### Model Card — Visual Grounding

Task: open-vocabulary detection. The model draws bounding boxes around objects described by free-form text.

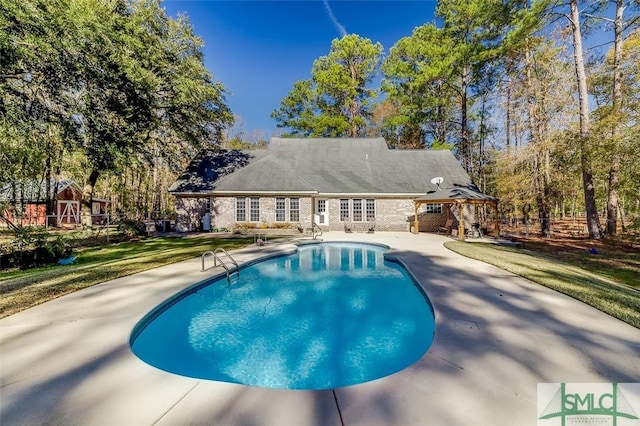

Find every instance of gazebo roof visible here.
[415,184,498,205]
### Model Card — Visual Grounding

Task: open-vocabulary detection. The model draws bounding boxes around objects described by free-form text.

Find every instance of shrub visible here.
[0,227,71,270]
[272,222,293,229]
[117,219,147,239]
[236,222,256,229]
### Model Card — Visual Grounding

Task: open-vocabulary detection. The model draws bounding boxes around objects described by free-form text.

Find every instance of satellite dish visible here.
[430,176,444,191]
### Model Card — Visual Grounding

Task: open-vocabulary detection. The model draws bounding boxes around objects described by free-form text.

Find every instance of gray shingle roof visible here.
[415,186,499,203]
[169,138,485,197]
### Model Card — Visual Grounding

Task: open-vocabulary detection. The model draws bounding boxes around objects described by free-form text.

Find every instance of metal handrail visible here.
[312,222,323,240]
[201,251,225,273]
[214,247,239,273]
[201,249,239,281]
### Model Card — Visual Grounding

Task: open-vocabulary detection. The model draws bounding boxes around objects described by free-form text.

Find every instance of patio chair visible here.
[438,218,453,235]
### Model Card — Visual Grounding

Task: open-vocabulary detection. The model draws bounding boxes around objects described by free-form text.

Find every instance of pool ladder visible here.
[201,248,239,281]
[312,222,323,240]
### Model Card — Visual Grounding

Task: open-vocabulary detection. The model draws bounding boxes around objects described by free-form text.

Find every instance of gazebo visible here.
[413,184,499,241]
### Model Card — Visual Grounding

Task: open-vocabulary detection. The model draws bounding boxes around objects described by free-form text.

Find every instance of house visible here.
[0,179,109,227]
[168,137,497,235]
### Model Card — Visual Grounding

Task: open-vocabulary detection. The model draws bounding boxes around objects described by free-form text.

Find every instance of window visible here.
[425,204,443,214]
[340,199,350,222]
[92,202,101,215]
[366,199,376,221]
[250,197,260,221]
[275,197,286,222]
[339,198,375,222]
[317,199,326,213]
[353,199,363,222]
[236,197,246,221]
[290,198,300,222]
[275,197,299,222]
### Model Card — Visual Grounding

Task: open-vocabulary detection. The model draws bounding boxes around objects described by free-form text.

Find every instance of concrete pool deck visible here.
[1,232,639,425]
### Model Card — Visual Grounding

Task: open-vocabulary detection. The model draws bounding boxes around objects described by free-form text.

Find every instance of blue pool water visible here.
[130,242,435,390]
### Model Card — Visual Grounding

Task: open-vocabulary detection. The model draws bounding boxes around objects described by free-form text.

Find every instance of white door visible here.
[315,199,329,225]
[57,200,80,224]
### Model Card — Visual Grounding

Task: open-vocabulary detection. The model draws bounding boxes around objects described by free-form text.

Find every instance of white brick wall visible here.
[174,197,208,232]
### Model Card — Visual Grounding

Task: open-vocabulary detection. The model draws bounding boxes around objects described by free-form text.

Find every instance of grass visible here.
[444,241,640,329]
[0,236,253,318]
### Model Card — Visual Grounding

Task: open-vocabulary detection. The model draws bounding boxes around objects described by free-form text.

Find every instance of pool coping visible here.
[1,232,639,425]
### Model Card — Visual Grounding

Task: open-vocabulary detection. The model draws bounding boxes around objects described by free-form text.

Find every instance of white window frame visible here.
[339,199,350,222]
[275,197,286,222]
[353,199,363,222]
[290,198,300,222]
[316,199,327,213]
[339,198,376,222]
[365,199,376,221]
[249,197,260,222]
[235,197,246,222]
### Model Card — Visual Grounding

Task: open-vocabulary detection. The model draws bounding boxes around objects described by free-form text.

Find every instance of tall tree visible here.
[505,0,555,235]
[270,80,318,136]
[601,0,638,235]
[591,26,640,232]
[125,0,232,216]
[272,34,382,137]
[381,23,457,148]
[0,0,79,220]
[65,0,157,224]
[436,0,512,172]
[1,0,233,225]
[567,0,602,238]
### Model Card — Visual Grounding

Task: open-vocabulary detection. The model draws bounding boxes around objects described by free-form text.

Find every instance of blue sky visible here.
[162,1,438,140]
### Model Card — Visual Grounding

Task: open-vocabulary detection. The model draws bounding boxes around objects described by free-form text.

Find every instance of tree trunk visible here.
[524,38,551,237]
[435,81,447,145]
[569,0,601,239]
[505,78,511,153]
[82,170,100,228]
[461,64,470,172]
[606,0,624,236]
[45,131,53,217]
[349,61,359,137]
[152,139,160,215]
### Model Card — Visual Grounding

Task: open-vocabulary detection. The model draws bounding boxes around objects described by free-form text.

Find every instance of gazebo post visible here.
[457,200,466,241]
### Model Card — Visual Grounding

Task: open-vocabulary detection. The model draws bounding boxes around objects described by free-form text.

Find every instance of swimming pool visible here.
[130,242,435,390]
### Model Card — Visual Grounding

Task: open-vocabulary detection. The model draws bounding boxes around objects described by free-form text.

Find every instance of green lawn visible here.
[444,241,640,329]
[0,236,253,318]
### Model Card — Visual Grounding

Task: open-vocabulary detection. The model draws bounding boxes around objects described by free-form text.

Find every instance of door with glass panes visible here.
[315,199,328,225]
